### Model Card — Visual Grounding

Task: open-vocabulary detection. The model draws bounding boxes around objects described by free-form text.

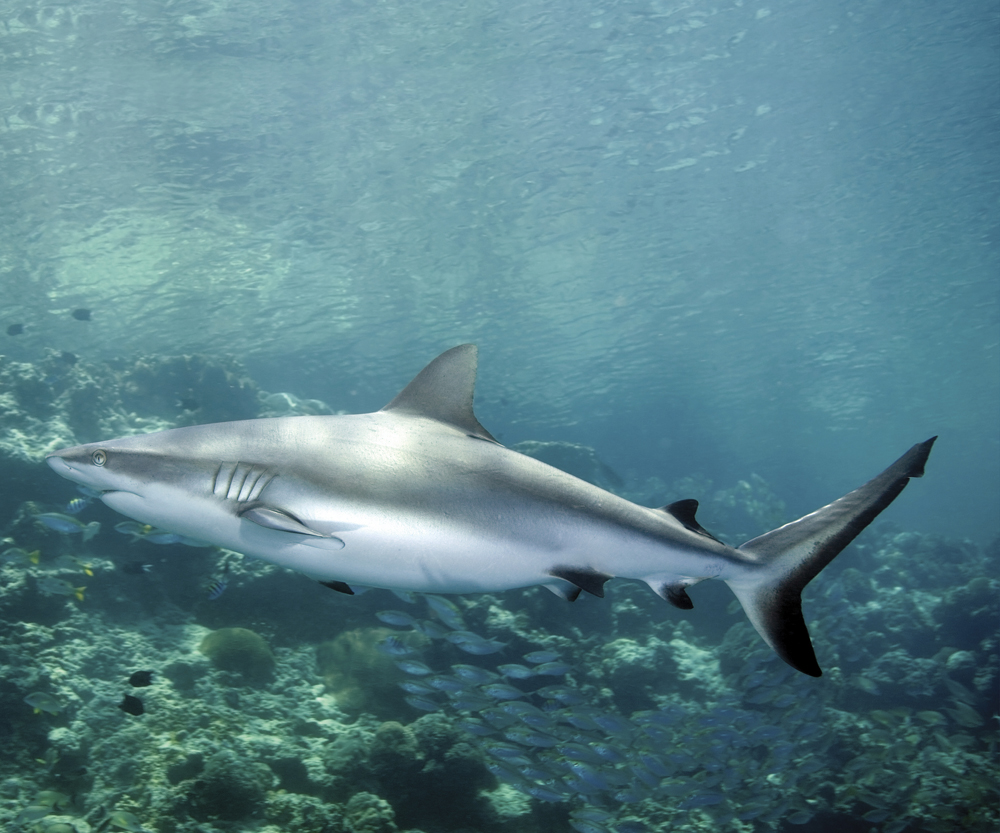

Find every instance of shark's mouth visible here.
[100,489,142,500]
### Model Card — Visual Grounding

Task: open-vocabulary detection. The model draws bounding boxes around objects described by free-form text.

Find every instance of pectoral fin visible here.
[240,505,342,546]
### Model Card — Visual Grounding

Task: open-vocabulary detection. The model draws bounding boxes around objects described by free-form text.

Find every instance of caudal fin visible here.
[726,437,936,677]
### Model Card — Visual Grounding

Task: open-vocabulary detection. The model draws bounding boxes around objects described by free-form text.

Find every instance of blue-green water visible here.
[1,1,997,832]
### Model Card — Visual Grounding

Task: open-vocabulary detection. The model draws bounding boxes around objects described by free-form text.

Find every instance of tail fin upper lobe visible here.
[726,437,936,677]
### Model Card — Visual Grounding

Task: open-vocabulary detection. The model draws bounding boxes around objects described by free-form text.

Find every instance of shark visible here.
[46,344,935,676]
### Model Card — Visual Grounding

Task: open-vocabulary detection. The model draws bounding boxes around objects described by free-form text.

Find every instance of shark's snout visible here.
[46,453,75,476]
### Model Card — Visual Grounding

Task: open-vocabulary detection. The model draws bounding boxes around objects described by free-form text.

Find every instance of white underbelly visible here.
[103,485,727,594]
[240,520,560,593]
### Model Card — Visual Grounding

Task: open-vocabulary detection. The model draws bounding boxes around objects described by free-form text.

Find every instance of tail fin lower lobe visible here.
[726,437,936,676]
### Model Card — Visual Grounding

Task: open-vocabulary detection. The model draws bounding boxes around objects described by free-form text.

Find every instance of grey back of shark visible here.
[46,344,935,677]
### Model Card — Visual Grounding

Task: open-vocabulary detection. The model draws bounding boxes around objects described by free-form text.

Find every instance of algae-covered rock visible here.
[265,792,345,832]
[937,575,999,651]
[186,749,274,822]
[386,713,494,830]
[368,721,421,782]
[317,628,415,718]
[199,627,275,683]
[345,791,396,833]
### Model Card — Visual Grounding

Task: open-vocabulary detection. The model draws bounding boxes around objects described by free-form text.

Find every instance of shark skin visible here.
[46,344,935,676]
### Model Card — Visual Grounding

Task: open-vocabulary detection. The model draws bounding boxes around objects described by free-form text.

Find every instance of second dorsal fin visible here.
[381,344,497,443]
[661,499,723,544]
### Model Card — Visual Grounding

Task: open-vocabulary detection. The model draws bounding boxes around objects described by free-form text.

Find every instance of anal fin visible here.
[660,582,695,610]
[645,576,701,609]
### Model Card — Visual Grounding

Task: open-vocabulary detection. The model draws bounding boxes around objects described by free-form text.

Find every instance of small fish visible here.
[55,554,93,576]
[118,694,144,716]
[34,790,71,809]
[115,521,153,540]
[520,714,558,732]
[456,717,495,736]
[567,761,613,790]
[35,747,60,768]
[394,660,433,676]
[481,682,526,700]
[2,547,41,566]
[206,579,227,600]
[592,712,634,736]
[526,785,566,803]
[638,752,672,777]
[445,630,507,655]
[37,576,86,601]
[523,650,562,664]
[563,711,603,732]
[391,588,418,604]
[484,759,527,783]
[535,685,585,705]
[129,670,154,687]
[482,740,530,760]
[427,674,467,693]
[679,793,725,809]
[404,695,440,712]
[178,397,200,411]
[398,680,436,695]
[414,619,450,639]
[376,636,415,657]
[106,810,147,832]
[120,561,153,575]
[375,610,419,628]
[561,742,605,763]
[424,594,467,630]
[71,308,91,321]
[36,513,100,541]
[628,762,661,788]
[591,742,629,763]
[77,484,103,499]
[502,727,558,747]
[24,692,64,715]
[451,664,499,684]
[6,323,24,336]
[498,663,535,679]
[64,497,90,515]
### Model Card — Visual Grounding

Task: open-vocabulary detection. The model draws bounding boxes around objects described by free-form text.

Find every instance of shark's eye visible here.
[91,450,107,467]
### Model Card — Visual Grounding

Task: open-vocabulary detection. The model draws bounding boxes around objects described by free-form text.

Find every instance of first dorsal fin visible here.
[381,344,498,443]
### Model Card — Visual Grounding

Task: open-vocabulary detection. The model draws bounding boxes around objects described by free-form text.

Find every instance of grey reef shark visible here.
[47,345,935,677]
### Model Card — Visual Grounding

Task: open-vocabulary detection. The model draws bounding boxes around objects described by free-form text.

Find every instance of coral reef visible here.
[199,628,276,684]
[0,351,995,833]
